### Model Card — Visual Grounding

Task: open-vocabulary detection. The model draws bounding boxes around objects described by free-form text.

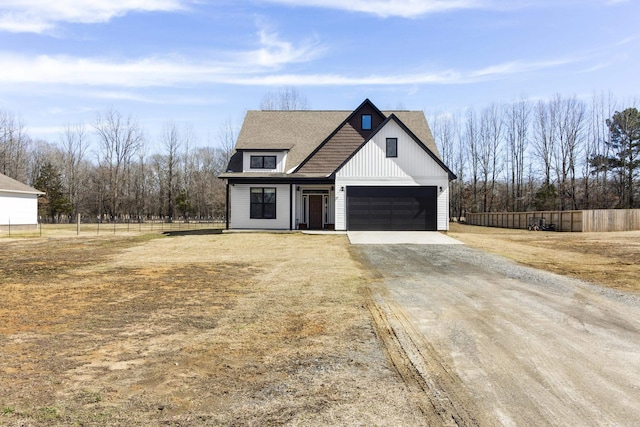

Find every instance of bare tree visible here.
[0,110,31,183]
[432,111,466,219]
[505,98,531,211]
[260,87,309,110]
[432,111,455,166]
[465,108,481,212]
[60,123,89,218]
[93,109,144,219]
[179,125,197,220]
[218,116,239,168]
[534,99,555,187]
[587,92,617,208]
[479,103,503,211]
[162,122,182,221]
[552,95,585,210]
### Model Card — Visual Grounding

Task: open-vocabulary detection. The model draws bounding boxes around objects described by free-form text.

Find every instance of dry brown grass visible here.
[0,233,421,426]
[448,223,640,292]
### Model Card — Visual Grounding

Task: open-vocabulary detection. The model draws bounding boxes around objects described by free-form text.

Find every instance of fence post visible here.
[77,214,81,236]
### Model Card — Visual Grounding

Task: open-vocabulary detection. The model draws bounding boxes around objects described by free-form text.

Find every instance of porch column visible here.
[289,184,293,230]
[225,182,230,230]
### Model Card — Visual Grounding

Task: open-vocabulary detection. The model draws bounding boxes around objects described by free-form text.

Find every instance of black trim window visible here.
[361,114,372,130]
[250,188,276,219]
[386,138,398,158]
[250,155,277,169]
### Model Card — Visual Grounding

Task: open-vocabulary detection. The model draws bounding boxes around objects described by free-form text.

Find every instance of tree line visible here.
[430,93,640,219]
[2,89,638,224]
[1,108,235,223]
[0,88,306,224]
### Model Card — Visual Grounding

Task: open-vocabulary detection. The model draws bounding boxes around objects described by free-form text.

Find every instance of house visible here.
[219,99,456,231]
[0,172,44,229]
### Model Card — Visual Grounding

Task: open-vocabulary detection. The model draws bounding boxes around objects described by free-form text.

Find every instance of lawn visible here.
[448,223,640,292]
[0,232,420,425]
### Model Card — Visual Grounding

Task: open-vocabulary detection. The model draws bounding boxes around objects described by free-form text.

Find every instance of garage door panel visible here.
[346,186,437,231]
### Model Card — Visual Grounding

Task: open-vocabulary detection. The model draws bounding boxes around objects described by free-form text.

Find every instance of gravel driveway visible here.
[355,244,640,426]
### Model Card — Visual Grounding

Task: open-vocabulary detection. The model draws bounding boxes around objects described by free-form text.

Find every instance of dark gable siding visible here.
[295,100,388,175]
[350,103,386,139]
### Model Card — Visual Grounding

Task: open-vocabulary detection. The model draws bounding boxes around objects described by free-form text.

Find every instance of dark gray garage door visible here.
[346,186,437,231]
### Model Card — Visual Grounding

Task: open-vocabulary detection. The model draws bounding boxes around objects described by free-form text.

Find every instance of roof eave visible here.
[0,189,45,196]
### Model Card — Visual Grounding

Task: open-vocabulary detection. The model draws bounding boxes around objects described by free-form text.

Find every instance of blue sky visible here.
[1,0,638,150]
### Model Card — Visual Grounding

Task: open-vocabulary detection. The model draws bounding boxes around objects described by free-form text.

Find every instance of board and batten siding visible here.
[334,120,450,231]
[229,183,291,229]
[0,192,39,226]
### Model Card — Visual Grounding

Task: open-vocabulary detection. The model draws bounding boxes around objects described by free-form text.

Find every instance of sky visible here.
[1,0,639,152]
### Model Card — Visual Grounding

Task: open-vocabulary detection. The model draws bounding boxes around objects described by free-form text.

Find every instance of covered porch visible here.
[294,184,336,230]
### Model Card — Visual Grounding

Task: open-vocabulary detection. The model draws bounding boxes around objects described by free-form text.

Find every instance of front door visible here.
[309,195,323,229]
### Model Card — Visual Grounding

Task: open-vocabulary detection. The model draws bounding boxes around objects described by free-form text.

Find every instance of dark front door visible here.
[346,186,437,231]
[309,195,323,229]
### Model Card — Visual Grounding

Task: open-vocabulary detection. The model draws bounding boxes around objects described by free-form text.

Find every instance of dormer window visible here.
[250,155,276,169]
[361,114,372,130]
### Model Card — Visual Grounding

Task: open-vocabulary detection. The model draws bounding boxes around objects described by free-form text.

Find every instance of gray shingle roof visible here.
[0,173,44,195]
[225,108,441,176]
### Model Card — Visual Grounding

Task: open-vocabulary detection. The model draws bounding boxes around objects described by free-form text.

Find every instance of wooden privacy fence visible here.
[466,209,640,232]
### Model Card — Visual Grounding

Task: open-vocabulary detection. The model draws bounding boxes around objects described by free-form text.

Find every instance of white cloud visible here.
[224,57,585,86]
[0,0,192,33]
[0,28,323,86]
[260,0,503,18]
[235,30,324,68]
[0,48,583,89]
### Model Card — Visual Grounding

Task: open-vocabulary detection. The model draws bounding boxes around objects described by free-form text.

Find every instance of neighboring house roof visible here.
[222,99,451,179]
[0,172,44,195]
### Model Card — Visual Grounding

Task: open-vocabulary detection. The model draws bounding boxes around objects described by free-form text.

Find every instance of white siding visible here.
[230,184,291,229]
[0,192,39,225]
[335,120,450,231]
[242,151,287,173]
[438,187,450,231]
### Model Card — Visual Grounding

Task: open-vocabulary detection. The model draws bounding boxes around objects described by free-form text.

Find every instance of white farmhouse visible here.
[0,172,44,230]
[219,99,456,231]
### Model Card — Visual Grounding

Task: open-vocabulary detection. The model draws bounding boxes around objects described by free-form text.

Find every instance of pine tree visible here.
[35,162,73,222]
[591,108,640,208]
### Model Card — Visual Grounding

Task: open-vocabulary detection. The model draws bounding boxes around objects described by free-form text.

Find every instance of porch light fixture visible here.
[340,186,344,192]
[297,186,300,191]
[439,186,443,193]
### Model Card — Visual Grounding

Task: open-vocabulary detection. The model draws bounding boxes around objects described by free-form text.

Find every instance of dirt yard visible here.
[1,226,639,426]
[448,223,640,292]
[0,233,422,426]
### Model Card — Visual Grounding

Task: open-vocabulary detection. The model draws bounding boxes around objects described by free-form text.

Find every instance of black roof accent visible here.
[225,151,243,173]
[224,176,333,185]
[331,114,457,181]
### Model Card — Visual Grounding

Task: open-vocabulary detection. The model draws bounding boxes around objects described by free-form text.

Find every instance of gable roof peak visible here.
[354,98,385,117]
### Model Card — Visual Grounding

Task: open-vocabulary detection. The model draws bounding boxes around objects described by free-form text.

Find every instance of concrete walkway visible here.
[347,231,463,245]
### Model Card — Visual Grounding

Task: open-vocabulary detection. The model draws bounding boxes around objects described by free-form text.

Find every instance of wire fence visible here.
[0,219,225,238]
